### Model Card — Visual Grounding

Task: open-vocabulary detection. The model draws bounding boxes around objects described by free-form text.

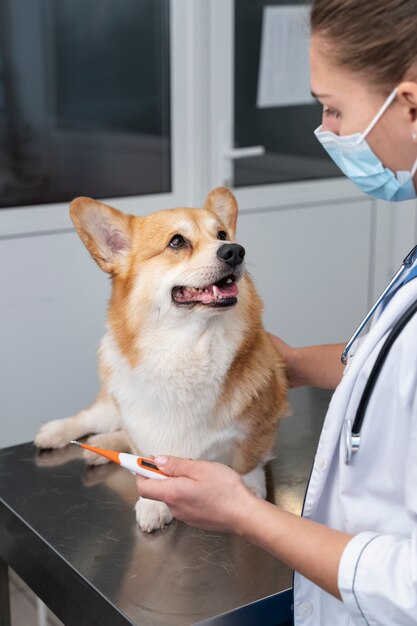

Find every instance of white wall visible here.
[237,197,373,346]
[0,230,109,448]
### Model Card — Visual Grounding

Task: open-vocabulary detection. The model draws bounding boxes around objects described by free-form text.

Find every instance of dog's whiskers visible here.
[175,265,221,284]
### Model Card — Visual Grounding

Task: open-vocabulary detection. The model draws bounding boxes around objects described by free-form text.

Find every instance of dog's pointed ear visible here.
[203,187,238,236]
[70,197,132,274]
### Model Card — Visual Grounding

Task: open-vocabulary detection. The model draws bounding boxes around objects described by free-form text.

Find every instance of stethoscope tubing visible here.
[341,245,417,365]
[345,297,417,464]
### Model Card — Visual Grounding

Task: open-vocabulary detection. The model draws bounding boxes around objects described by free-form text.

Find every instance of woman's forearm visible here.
[290,343,345,389]
[136,456,352,599]
[237,495,352,599]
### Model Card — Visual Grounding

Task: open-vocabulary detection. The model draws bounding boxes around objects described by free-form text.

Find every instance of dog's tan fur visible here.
[36,187,288,531]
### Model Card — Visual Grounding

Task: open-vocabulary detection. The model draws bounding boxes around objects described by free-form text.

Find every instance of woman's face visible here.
[310,34,417,181]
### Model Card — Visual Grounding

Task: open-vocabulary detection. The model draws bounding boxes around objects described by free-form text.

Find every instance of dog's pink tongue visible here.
[199,289,216,304]
[215,282,238,298]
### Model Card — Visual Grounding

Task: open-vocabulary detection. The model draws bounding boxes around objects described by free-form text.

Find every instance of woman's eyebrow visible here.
[311,90,330,100]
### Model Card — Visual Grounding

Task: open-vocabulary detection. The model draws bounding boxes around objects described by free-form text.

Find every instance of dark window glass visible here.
[234,0,340,187]
[0,0,171,208]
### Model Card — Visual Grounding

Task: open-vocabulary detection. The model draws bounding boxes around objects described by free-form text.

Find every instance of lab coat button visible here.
[295,602,313,619]
[315,453,328,471]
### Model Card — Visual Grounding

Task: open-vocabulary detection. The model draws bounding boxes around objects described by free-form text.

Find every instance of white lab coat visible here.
[293,272,417,625]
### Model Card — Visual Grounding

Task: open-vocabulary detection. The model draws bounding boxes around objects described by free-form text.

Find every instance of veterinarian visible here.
[136,1,417,623]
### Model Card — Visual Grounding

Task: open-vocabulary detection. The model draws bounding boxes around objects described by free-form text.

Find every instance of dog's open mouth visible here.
[172,274,238,308]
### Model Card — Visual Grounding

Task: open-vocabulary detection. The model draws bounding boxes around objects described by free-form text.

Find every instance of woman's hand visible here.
[136,456,257,533]
[269,334,346,390]
[268,334,302,387]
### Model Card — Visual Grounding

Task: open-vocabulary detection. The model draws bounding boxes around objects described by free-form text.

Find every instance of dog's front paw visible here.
[135,498,173,533]
[35,418,74,449]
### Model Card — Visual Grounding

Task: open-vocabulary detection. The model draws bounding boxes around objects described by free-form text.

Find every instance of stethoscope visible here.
[343,244,417,464]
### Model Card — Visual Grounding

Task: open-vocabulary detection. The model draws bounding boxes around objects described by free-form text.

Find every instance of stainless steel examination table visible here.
[0,388,330,626]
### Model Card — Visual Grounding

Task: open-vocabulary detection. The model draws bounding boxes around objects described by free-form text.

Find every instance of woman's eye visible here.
[169,234,187,248]
[217,230,227,241]
[323,107,340,119]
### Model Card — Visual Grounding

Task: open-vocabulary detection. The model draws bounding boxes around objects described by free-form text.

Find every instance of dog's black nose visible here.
[217,243,245,268]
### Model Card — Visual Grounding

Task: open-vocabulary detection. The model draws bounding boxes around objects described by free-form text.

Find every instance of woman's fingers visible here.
[154,455,196,477]
[136,455,196,502]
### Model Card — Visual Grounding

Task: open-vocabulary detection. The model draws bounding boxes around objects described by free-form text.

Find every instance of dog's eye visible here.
[217,230,227,241]
[169,234,187,249]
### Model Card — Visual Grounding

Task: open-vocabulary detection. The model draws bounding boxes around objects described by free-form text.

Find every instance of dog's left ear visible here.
[203,187,238,237]
[70,197,133,275]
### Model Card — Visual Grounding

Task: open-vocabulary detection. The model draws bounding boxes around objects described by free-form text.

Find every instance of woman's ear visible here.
[70,197,133,274]
[203,187,238,237]
[397,80,417,138]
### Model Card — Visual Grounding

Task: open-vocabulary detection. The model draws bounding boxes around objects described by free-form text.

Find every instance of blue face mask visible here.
[314,87,417,202]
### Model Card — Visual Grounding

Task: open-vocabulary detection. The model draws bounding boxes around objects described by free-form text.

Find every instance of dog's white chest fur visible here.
[102,315,247,461]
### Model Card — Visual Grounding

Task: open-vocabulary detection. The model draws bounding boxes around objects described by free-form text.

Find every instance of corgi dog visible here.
[35,187,288,532]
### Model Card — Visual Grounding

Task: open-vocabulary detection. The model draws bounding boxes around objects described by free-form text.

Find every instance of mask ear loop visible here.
[357,87,398,145]
[411,156,417,178]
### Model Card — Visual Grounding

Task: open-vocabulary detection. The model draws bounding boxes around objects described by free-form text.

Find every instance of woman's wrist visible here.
[234,489,274,538]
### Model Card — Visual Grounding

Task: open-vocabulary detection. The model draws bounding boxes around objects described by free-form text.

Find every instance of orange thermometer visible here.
[70,440,169,480]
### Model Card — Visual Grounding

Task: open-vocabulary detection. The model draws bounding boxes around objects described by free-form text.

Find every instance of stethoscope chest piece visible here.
[344,419,361,465]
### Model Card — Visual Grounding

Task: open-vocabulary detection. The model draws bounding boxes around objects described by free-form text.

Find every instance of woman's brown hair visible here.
[310,0,417,90]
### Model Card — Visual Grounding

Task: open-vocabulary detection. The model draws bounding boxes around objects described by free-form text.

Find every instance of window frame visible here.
[0,0,200,239]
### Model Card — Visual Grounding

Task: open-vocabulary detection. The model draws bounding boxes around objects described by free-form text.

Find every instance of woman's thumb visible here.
[154,455,194,477]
